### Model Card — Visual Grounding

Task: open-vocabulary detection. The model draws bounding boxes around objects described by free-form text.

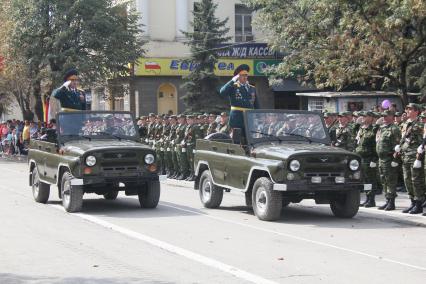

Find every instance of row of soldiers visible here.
[137,112,230,181]
[325,103,426,215]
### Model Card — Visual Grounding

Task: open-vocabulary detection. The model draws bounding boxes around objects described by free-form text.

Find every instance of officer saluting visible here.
[220,64,259,134]
[48,69,86,120]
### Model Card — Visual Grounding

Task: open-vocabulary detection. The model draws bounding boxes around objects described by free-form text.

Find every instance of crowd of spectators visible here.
[0,118,56,156]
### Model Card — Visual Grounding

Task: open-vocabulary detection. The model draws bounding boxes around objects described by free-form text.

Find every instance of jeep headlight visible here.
[144,153,155,165]
[289,160,300,172]
[85,155,97,167]
[349,159,360,171]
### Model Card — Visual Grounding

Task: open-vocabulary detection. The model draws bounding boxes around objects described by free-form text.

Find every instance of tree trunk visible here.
[400,61,409,106]
[32,79,44,121]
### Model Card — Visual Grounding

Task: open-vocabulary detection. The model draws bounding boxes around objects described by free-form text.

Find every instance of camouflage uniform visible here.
[399,106,425,213]
[355,117,379,207]
[376,115,401,210]
[333,121,354,151]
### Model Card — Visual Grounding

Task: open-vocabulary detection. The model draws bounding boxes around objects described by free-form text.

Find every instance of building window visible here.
[235,5,253,42]
[308,99,324,112]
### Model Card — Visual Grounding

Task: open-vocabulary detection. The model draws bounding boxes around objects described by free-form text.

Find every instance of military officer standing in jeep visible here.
[219,64,259,135]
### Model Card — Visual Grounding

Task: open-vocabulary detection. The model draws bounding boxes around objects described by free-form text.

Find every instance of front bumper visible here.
[70,173,164,186]
[273,181,368,192]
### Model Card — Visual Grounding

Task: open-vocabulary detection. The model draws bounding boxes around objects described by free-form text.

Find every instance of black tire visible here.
[138,180,160,208]
[31,167,50,203]
[282,200,290,207]
[245,191,252,207]
[252,177,282,221]
[330,190,360,218]
[61,171,83,213]
[103,190,119,200]
[199,170,223,208]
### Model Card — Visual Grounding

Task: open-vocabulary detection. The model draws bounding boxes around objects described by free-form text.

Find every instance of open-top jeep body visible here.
[194,110,368,221]
[28,111,163,212]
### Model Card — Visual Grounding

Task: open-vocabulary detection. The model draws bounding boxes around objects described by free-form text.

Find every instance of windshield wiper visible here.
[92,131,122,141]
[284,132,312,144]
[250,130,283,142]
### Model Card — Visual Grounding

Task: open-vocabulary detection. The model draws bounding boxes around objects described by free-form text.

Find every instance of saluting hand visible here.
[62,80,72,91]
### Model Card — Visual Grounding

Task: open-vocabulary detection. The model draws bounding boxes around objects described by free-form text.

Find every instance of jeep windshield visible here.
[245,110,330,145]
[57,111,138,142]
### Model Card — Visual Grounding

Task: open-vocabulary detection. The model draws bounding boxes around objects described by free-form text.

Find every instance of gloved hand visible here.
[369,161,377,168]
[413,159,422,169]
[391,161,399,167]
[232,74,240,82]
[417,145,424,154]
[394,145,401,153]
[62,80,71,90]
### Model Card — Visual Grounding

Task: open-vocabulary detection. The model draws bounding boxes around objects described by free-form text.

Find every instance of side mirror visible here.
[232,128,242,144]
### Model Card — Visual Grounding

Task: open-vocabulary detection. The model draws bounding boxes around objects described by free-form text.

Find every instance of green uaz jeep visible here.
[194,110,369,221]
[28,111,164,212]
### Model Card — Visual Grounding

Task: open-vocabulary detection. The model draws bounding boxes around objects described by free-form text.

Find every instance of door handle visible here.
[212,146,218,151]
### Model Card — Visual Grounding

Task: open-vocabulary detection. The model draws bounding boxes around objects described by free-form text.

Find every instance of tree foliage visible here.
[244,0,426,104]
[182,0,231,112]
[0,0,34,120]
[6,0,144,119]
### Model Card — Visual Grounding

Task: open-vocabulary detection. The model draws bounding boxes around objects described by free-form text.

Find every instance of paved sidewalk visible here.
[164,178,426,227]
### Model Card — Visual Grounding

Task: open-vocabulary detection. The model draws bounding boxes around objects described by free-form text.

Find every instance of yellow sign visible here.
[135,58,254,77]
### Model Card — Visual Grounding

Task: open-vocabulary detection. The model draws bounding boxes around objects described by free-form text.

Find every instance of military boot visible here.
[364,194,376,208]
[188,174,196,182]
[402,199,415,213]
[377,199,389,210]
[409,200,424,214]
[384,198,396,211]
[360,195,370,206]
[176,174,185,180]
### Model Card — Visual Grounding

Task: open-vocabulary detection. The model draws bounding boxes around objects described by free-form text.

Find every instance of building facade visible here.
[92,0,311,115]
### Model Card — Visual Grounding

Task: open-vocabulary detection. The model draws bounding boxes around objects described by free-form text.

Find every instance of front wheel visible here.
[31,167,50,203]
[199,170,223,208]
[252,177,282,221]
[330,190,360,218]
[138,180,160,208]
[103,190,119,200]
[61,171,83,213]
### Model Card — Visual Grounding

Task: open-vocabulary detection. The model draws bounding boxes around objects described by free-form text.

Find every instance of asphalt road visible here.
[1,160,425,284]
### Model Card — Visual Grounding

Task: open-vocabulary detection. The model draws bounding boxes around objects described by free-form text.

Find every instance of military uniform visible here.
[175,117,189,180]
[219,64,259,131]
[183,116,199,181]
[166,119,179,178]
[356,112,379,207]
[398,103,425,214]
[333,112,354,151]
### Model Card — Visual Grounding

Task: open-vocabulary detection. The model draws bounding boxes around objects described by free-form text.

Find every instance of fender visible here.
[195,160,278,193]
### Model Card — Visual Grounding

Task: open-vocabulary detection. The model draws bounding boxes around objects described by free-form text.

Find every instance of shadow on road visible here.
[48,197,201,219]
[0,273,171,284]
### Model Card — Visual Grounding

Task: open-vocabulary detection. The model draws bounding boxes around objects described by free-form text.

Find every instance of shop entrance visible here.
[157,83,178,115]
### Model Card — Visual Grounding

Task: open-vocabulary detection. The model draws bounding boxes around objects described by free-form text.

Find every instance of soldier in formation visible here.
[138,112,231,182]
[326,104,426,215]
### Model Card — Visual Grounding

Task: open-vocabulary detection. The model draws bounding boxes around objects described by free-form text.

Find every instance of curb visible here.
[162,178,426,227]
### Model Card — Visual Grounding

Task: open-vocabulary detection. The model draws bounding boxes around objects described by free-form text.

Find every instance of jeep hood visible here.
[253,142,356,160]
[61,139,149,156]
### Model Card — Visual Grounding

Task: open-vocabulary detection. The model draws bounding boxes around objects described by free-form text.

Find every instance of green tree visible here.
[0,0,35,120]
[244,0,426,105]
[182,0,231,112]
[8,0,144,119]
